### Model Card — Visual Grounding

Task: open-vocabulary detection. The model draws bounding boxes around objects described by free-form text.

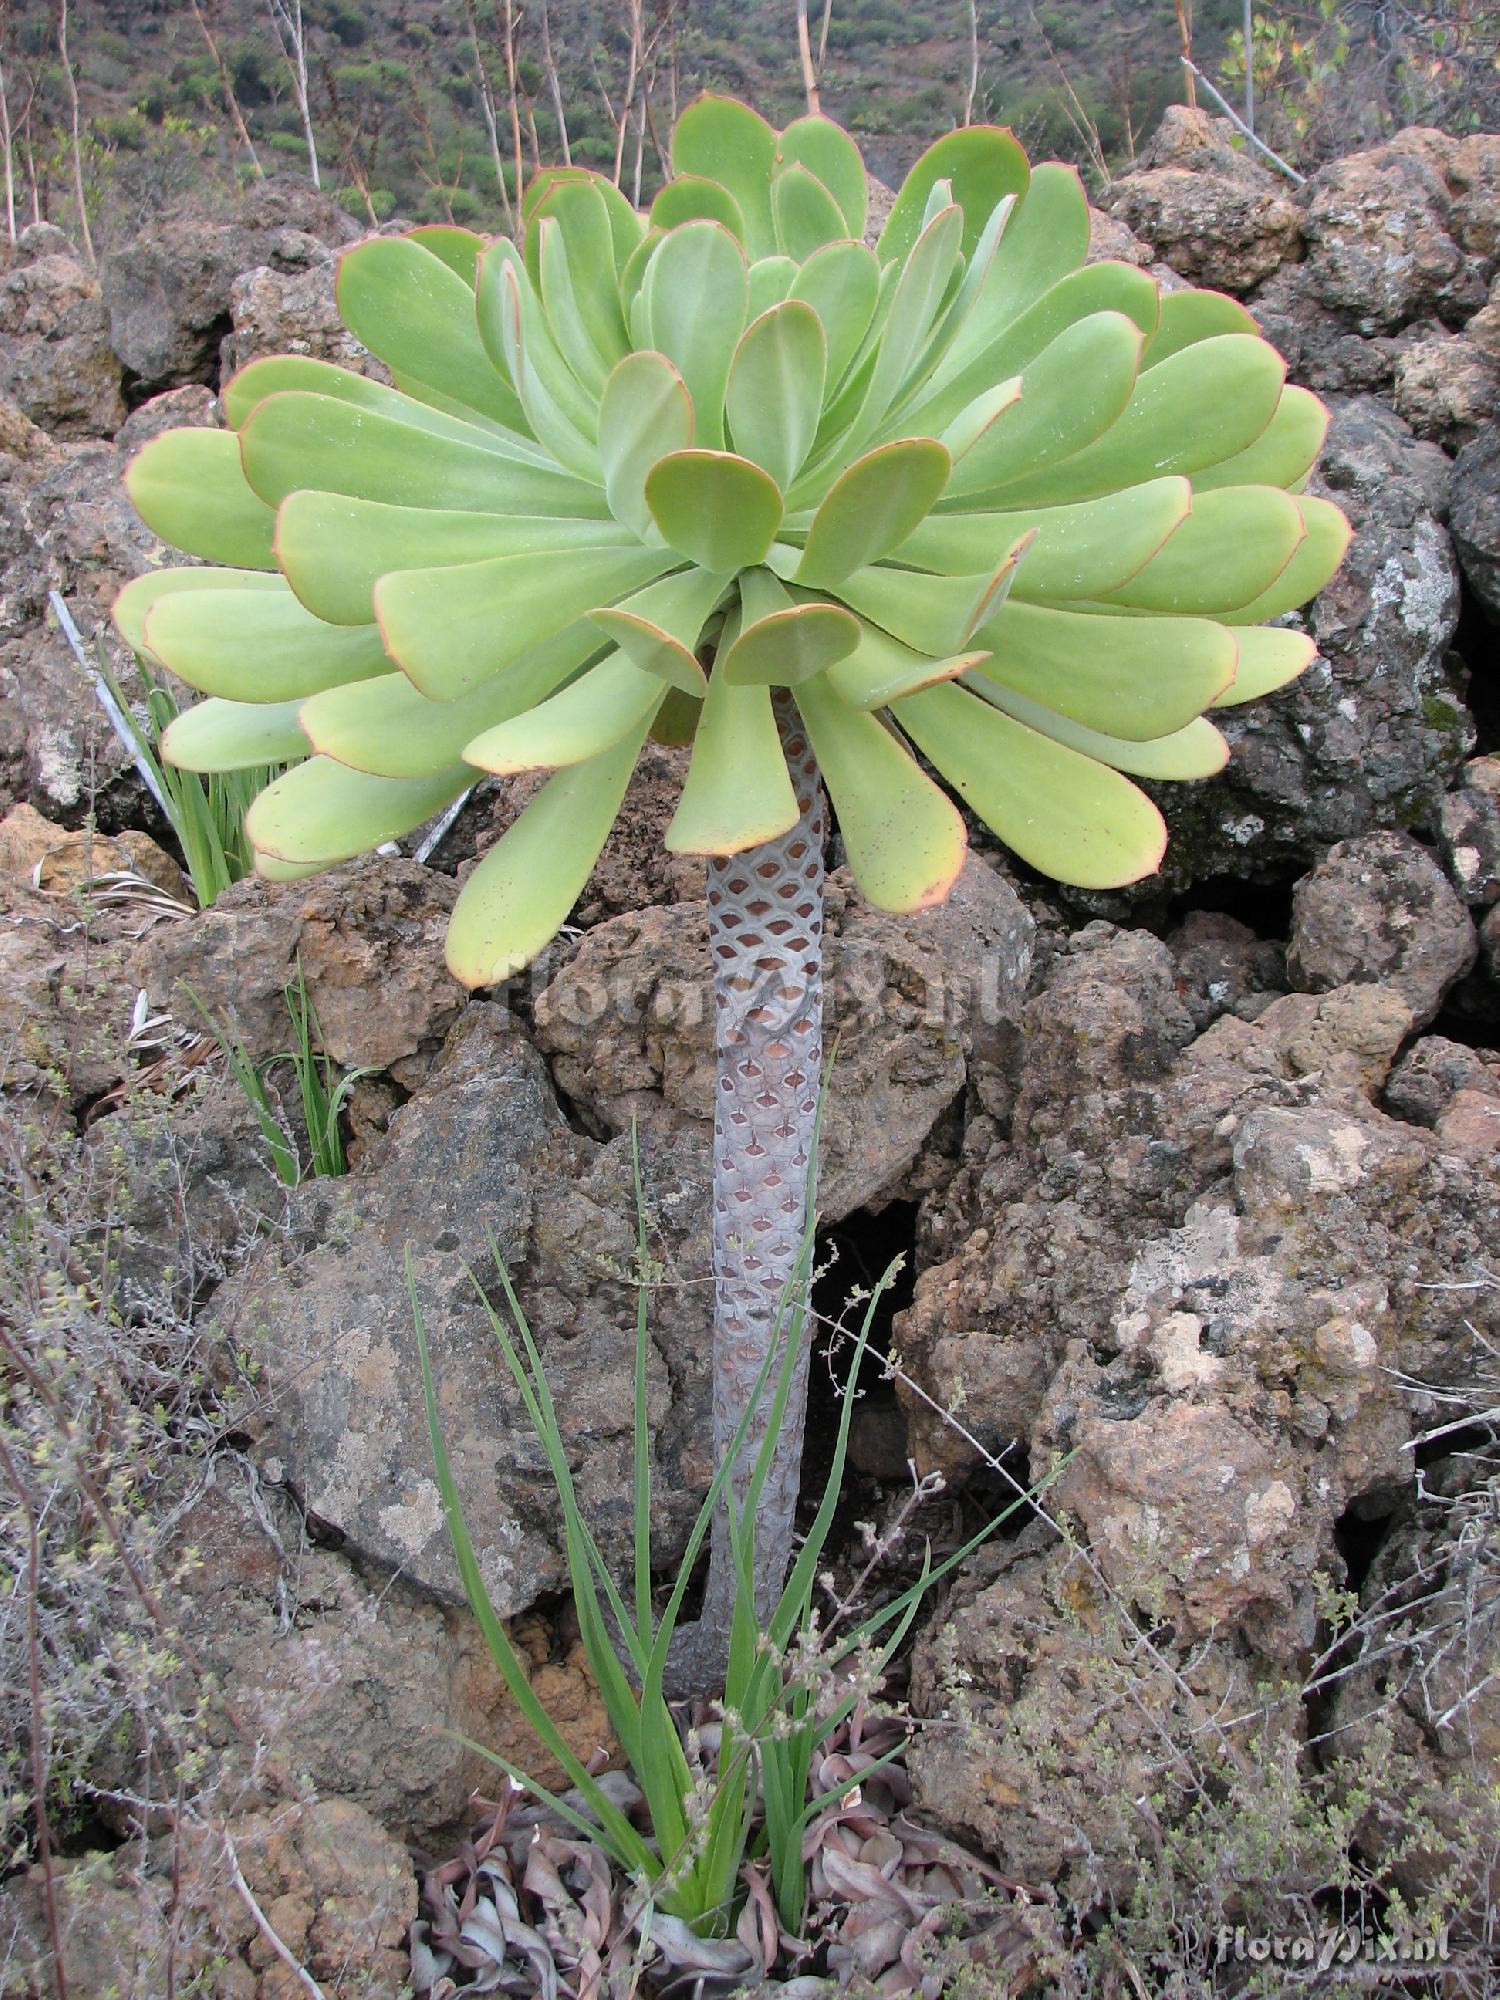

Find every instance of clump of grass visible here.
[93,641,292,910]
[410,1134,1044,1992]
[191,963,369,1187]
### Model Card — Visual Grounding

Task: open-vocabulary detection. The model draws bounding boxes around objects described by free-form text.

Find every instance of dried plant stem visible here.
[0,1425,67,2000]
[796,0,821,113]
[188,0,264,177]
[221,1826,327,2000]
[1181,57,1306,183]
[538,0,571,164]
[53,0,92,269]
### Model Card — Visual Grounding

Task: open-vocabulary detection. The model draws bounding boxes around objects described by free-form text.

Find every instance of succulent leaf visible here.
[446,725,648,986]
[462,653,665,774]
[126,428,279,570]
[144,585,391,702]
[725,302,827,493]
[970,600,1237,740]
[776,116,868,236]
[160,696,310,772]
[299,625,600,777]
[113,95,1348,985]
[645,449,782,571]
[246,757,472,866]
[275,492,633,627]
[796,672,967,910]
[113,566,284,664]
[666,665,799,855]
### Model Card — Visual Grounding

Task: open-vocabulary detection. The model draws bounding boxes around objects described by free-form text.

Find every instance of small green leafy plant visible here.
[193,964,367,1185]
[411,1142,1032,1948]
[97,645,294,908]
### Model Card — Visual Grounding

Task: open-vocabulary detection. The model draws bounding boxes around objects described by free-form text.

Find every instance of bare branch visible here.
[1181,56,1307,183]
[267,0,319,189]
[187,0,265,178]
[538,0,571,165]
[796,0,821,115]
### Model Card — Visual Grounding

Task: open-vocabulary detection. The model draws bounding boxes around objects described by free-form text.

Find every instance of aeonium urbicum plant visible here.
[114,95,1350,1682]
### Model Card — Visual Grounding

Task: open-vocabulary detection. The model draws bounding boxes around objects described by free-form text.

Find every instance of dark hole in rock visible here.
[1162,868,1299,941]
[1333,1491,1401,1596]
[1453,577,1498,759]
[805,1199,919,1496]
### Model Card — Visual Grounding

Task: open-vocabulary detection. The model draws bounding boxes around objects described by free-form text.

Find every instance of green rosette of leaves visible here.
[114,97,1349,987]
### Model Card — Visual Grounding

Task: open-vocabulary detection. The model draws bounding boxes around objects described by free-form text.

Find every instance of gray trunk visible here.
[671,698,826,1682]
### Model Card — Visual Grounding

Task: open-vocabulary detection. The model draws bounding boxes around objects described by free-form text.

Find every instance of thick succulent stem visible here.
[672,700,826,1685]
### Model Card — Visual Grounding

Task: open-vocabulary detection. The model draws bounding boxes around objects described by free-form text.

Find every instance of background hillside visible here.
[0,1,1494,253]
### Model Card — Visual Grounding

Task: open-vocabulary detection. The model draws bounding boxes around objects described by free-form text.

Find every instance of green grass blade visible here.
[408,1253,658,1879]
[186,990,299,1185]
[468,1258,649,1771]
[630,1123,654,1641]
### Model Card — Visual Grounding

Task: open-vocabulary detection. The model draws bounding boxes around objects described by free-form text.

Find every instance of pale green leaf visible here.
[968,676,1231,779]
[446,724,649,987]
[796,673,966,910]
[795,438,952,587]
[670,94,778,260]
[748,255,798,316]
[788,240,880,391]
[526,167,643,274]
[145,587,392,702]
[125,427,277,570]
[1142,286,1257,368]
[1190,385,1330,494]
[376,546,674,700]
[405,224,484,285]
[529,177,632,355]
[1101,485,1306,614]
[970,599,1237,739]
[725,302,827,492]
[904,260,1159,438]
[644,220,749,449]
[824,619,984,708]
[464,655,664,774]
[336,235,524,429]
[877,124,1029,265]
[594,350,695,541]
[772,161,848,260]
[223,353,537,452]
[589,568,727,693]
[645,449,782,572]
[651,173,747,240]
[896,477,1191,600]
[969,162,1090,327]
[160,696,308,772]
[1227,496,1351,620]
[113,566,285,663]
[477,248,601,476]
[897,680,1168,888]
[720,577,860,685]
[776,115,867,235]
[831,559,1016,655]
[247,757,470,866]
[1213,625,1316,707]
[941,310,1144,500]
[665,669,798,854]
[299,625,600,776]
[537,217,612,393]
[239,391,608,518]
[276,492,635,628]
[983,333,1287,508]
